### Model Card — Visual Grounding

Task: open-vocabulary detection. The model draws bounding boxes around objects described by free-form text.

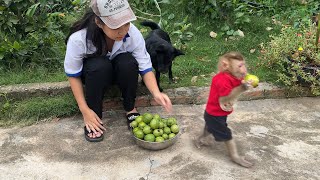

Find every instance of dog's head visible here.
[150,44,184,73]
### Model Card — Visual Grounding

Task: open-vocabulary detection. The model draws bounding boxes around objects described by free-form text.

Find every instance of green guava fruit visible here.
[163,127,171,134]
[150,118,159,129]
[162,133,169,140]
[153,114,161,120]
[155,136,165,142]
[135,116,144,124]
[143,125,152,134]
[158,121,164,129]
[161,119,168,127]
[153,129,163,137]
[132,127,140,133]
[144,134,155,142]
[134,130,144,139]
[170,124,180,134]
[143,113,153,124]
[167,117,177,127]
[168,133,176,139]
[138,121,147,129]
[130,120,138,128]
[244,74,259,88]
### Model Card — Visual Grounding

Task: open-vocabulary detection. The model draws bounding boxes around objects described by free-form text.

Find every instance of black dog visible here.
[141,21,184,92]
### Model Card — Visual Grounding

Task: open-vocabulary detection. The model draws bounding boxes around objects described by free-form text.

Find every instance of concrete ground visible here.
[0,97,319,180]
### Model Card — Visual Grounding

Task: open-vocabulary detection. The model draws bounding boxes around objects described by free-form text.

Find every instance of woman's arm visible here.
[142,71,172,113]
[68,77,106,133]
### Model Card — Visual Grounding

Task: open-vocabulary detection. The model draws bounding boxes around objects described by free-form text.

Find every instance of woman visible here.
[64,0,172,142]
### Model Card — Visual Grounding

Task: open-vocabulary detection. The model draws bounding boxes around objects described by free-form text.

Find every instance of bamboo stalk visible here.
[315,13,320,50]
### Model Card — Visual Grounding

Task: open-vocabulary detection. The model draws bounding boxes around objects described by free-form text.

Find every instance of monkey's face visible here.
[230,60,247,79]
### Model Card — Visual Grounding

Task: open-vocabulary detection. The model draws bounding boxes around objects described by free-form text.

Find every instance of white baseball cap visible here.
[90,0,137,29]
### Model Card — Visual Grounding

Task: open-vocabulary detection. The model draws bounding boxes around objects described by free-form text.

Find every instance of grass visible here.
[0,4,283,127]
[155,15,280,90]
[0,93,78,127]
[0,67,67,85]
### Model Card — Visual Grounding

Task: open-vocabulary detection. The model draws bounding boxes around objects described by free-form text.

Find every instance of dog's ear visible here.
[174,48,185,57]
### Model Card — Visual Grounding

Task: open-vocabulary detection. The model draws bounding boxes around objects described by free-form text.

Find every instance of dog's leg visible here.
[168,64,174,84]
[155,70,163,92]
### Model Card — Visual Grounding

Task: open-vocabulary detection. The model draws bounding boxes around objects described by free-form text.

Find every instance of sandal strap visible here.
[126,113,141,121]
[126,113,140,130]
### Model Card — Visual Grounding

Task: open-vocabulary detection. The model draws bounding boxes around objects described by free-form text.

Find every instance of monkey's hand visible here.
[220,101,234,112]
[242,79,253,90]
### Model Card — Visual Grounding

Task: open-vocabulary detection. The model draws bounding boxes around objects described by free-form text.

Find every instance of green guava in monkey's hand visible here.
[244,74,259,88]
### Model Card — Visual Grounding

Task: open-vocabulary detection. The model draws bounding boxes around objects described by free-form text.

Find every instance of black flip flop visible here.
[84,126,104,142]
[126,112,140,129]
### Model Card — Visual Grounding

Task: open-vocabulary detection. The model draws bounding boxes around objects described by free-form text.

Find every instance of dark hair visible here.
[65,9,107,57]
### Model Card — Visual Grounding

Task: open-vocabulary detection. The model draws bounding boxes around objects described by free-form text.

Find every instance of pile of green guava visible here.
[130,113,180,142]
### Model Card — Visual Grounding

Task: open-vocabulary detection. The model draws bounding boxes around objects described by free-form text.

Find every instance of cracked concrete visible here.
[0,97,319,179]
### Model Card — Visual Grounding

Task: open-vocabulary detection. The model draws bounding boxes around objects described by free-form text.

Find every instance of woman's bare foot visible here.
[126,107,138,115]
[231,156,253,168]
[87,131,102,138]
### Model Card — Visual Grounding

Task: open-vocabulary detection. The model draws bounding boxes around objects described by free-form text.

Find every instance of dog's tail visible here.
[140,21,160,30]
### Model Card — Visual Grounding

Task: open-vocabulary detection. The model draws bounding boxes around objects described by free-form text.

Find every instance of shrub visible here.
[260,20,320,95]
[0,0,86,71]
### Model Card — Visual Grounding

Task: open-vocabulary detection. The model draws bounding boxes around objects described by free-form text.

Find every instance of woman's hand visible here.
[153,92,173,113]
[142,71,173,113]
[82,108,106,136]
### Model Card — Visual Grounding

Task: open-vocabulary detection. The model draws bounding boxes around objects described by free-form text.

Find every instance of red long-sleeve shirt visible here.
[206,72,242,116]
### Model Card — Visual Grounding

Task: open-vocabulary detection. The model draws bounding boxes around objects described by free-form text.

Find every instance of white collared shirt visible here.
[64,23,152,77]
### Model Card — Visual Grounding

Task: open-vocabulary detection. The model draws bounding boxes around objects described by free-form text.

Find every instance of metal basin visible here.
[132,131,181,150]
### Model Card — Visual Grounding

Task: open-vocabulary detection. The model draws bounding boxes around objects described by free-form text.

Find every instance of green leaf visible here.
[10,17,19,24]
[159,0,170,4]
[235,12,244,18]
[12,41,21,50]
[72,0,81,5]
[3,0,11,6]
[221,25,230,31]
[168,13,175,20]
[226,30,234,35]
[208,0,217,7]
[172,30,182,35]
[3,102,10,109]
[233,31,239,36]
[26,3,40,17]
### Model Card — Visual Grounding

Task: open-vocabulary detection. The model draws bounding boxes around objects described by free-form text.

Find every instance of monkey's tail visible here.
[140,20,160,30]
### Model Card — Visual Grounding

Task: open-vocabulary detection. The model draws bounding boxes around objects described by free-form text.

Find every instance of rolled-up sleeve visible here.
[129,25,153,75]
[132,37,152,75]
[64,33,86,77]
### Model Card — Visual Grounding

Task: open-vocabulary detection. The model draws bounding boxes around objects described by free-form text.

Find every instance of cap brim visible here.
[100,7,136,29]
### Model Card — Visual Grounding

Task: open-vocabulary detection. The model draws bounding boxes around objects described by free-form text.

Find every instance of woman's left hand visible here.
[153,92,172,113]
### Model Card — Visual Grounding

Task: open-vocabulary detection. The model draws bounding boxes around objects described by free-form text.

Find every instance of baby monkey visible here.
[194,51,254,168]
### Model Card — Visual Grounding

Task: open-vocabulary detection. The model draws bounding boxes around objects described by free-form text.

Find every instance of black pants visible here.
[204,111,232,142]
[81,53,139,118]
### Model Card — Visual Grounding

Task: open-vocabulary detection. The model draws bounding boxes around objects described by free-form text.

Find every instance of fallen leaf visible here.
[209,31,217,38]
[52,117,60,122]
[210,72,216,77]
[191,76,198,84]
[266,27,273,31]
[250,49,256,53]
[140,28,148,33]
[237,29,244,37]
